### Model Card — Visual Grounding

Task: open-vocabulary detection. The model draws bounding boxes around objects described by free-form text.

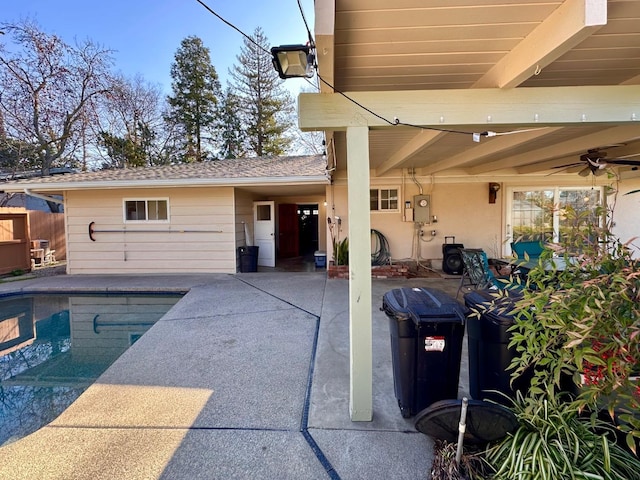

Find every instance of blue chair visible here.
[511,241,544,260]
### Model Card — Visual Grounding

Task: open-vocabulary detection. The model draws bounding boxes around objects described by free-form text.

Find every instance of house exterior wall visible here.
[65,187,237,274]
[612,176,640,258]
[327,172,640,264]
[327,180,503,264]
[234,189,257,249]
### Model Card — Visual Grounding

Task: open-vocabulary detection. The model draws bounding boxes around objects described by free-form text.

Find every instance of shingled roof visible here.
[1,155,329,191]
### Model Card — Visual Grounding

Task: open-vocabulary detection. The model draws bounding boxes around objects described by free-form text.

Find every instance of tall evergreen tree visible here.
[166,36,221,162]
[218,86,245,159]
[230,27,294,157]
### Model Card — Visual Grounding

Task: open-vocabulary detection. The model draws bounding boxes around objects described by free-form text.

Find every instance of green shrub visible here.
[507,205,639,454]
[333,237,349,266]
[487,390,640,480]
[473,205,640,478]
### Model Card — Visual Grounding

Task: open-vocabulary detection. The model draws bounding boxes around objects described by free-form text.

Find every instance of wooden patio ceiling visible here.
[309,0,640,178]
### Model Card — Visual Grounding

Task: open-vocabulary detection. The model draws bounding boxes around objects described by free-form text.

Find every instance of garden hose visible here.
[371,229,391,265]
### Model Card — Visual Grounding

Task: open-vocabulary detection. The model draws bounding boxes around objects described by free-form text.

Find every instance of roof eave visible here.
[1,175,331,193]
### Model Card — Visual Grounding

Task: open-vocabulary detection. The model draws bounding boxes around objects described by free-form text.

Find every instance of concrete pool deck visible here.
[0,272,468,479]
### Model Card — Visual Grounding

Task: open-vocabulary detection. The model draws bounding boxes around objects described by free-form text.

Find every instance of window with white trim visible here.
[508,187,602,244]
[370,188,399,211]
[124,199,169,222]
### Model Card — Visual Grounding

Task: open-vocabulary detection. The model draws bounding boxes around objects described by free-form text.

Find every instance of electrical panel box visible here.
[403,208,414,222]
[413,195,431,223]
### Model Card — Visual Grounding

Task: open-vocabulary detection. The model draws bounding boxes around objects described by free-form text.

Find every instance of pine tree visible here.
[218,87,245,159]
[166,36,221,162]
[230,27,294,157]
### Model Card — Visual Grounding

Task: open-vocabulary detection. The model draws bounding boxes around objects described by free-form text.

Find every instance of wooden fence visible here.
[28,210,66,260]
[0,208,66,268]
[0,210,30,274]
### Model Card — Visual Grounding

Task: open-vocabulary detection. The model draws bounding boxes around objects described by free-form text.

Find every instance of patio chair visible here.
[457,248,517,298]
[511,241,544,260]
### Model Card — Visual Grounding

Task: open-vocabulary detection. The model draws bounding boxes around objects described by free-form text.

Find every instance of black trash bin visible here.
[238,246,259,272]
[383,287,467,418]
[464,289,531,404]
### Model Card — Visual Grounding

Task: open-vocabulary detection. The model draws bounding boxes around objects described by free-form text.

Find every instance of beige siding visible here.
[66,188,236,274]
[234,189,256,248]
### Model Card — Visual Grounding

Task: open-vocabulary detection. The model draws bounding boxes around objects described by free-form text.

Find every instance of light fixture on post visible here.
[270,44,315,79]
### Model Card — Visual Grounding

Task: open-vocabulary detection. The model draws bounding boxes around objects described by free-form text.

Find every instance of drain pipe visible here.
[24,189,64,205]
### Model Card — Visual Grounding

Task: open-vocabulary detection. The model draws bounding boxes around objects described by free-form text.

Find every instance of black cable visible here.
[297,0,315,47]
[195,0,485,138]
[316,74,484,137]
[317,75,397,126]
[196,0,319,95]
[195,0,271,56]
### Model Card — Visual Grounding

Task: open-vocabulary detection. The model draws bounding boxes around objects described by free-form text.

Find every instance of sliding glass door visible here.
[506,187,602,254]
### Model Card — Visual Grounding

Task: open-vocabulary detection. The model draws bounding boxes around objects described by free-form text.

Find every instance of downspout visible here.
[24,189,64,205]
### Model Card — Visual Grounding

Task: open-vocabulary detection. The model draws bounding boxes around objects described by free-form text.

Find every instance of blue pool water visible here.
[0,293,182,446]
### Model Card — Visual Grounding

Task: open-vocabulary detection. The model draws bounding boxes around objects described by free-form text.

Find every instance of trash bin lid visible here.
[383,288,467,324]
[414,399,518,446]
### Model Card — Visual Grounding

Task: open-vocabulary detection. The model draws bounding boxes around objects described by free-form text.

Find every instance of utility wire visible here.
[315,73,545,139]
[196,0,319,95]
[293,3,533,139]
[195,0,270,56]
[316,73,480,136]
[316,74,397,126]
[197,0,528,141]
[297,0,315,47]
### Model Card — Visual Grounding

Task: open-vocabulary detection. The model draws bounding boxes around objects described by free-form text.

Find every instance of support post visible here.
[346,125,373,421]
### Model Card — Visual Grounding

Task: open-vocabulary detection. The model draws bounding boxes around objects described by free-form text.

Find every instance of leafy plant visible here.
[487,390,640,479]
[507,204,640,453]
[333,237,349,266]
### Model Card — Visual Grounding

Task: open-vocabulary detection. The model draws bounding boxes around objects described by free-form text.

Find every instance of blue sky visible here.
[2,0,316,95]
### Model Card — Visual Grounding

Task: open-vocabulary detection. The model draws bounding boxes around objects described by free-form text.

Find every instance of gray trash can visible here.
[383,287,467,417]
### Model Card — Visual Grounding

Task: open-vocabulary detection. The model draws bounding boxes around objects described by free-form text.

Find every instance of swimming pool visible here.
[0,293,182,446]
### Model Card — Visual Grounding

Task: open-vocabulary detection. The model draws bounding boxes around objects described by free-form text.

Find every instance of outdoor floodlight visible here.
[271,44,315,79]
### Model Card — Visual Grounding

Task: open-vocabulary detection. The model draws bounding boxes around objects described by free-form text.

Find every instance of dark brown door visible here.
[278,204,299,258]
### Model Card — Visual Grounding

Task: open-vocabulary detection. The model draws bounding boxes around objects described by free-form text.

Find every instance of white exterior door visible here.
[254,201,275,267]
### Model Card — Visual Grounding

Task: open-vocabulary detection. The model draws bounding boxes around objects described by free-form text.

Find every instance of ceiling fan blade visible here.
[606,159,640,166]
[593,167,607,177]
[578,166,592,177]
[552,162,582,169]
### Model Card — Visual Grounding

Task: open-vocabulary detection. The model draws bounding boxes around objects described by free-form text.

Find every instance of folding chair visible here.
[457,249,494,296]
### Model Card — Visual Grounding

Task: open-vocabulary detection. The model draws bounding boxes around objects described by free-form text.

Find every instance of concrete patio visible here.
[0,271,469,479]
